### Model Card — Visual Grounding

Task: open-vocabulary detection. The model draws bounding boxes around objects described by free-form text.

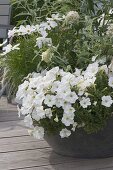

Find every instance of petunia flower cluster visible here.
[16,61,113,139]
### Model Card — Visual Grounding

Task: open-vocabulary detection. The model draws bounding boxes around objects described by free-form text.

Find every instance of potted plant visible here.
[2,1,113,158]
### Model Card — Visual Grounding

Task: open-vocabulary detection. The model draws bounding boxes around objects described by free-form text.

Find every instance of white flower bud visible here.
[65,11,80,25]
[41,48,53,63]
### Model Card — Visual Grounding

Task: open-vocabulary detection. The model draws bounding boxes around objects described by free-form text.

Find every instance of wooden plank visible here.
[0,115,23,122]
[0,135,113,170]
[0,107,17,111]
[0,120,24,130]
[0,129,28,138]
[0,110,18,116]
[0,135,39,145]
[0,103,22,122]
[0,0,10,4]
[0,97,17,110]
[0,140,49,153]
[0,101,17,109]
[1,147,113,170]
[0,121,28,138]
[0,120,28,138]
[17,162,113,170]
[0,5,10,15]
[8,158,113,170]
[0,110,23,122]
[0,148,76,170]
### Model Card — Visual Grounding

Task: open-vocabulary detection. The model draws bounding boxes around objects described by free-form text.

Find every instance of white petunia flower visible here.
[61,73,77,86]
[57,85,71,99]
[47,18,58,28]
[65,92,78,103]
[33,93,45,106]
[32,126,44,139]
[19,106,32,116]
[108,77,113,88]
[32,106,45,121]
[80,97,91,108]
[8,27,17,38]
[39,22,49,37]
[16,80,29,101]
[51,81,60,93]
[45,67,60,79]
[24,115,33,128]
[60,128,71,138]
[55,98,70,108]
[78,78,94,91]
[39,28,48,37]
[45,108,52,119]
[22,95,34,110]
[1,43,20,56]
[84,62,99,76]
[26,25,36,34]
[101,95,113,107]
[36,37,52,48]
[17,25,28,35]
[64,105,75,114]
[44,95,56,107]
[62,113,74,126]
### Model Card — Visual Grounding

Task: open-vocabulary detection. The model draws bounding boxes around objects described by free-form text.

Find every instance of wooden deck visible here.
[1,97,113,170]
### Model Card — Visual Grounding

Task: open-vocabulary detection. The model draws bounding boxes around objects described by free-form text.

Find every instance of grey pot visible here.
[45,117,113,158]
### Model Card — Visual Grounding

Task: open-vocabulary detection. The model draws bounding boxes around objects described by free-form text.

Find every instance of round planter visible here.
[45,117,113,158]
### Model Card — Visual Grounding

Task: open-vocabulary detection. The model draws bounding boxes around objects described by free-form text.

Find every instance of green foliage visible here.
[11,0,113,25]
[11,0,45,25]
[1,35,42,94]
[3,8,113,95]
[46,17,113,71]
[75,71,113,134]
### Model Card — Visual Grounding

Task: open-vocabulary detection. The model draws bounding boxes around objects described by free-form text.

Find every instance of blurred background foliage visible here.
[11,0,113,26]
